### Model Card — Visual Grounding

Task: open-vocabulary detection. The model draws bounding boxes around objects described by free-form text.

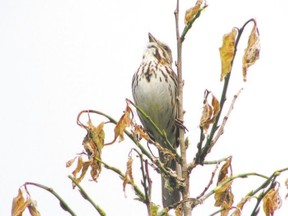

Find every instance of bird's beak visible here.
[148,33,157,43]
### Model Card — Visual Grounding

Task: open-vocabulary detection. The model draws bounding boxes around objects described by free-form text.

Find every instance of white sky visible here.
[1,0,288,215]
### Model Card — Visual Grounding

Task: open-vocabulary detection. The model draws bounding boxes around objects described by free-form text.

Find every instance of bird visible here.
[132,33,180,207]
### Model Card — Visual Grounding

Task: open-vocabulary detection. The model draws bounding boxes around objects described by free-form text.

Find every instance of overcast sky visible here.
[1,0,288,215]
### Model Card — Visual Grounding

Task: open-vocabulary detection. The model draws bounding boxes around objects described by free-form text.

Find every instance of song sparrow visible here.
[132,33,180,207]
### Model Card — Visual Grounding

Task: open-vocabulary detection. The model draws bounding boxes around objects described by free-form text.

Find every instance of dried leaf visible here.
[200,102,213,131]
[123,156,134,193]
[285,178,288,200]
[66,156,77,168]
[263,187,281,216]
[214,157,234,215]
[75,161,91,185]
[11,189,31,216]
[72,156,84,177]
[230,195,250,216]
[90,158,101,181]
[132,124,151,141]
[219,28,238,81]
[87,121,105,152]
[28,199,41,216]
[242,22,260,81]
[217,157,232,183]
[106,104,132,145]
[200,92,220,132]
[184,0,203,24]
[212,95,220,120]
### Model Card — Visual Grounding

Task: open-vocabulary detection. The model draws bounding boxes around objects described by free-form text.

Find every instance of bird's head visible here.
[144,33,173,65]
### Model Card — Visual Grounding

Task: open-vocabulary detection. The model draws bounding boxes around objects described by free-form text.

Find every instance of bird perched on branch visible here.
[132,33,180,207]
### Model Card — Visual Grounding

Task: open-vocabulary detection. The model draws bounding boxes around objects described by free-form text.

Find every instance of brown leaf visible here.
[214,157,234,215]
[75,160,91,185]
[132,124,151,142]
[219,28,238,81]
[200,92,220,132]
[242,22,260,81]
[184,0,203,24]
[263,187,281,216]
[212,95,220,121]
[123,156,134,193]
[11,189,31,216]
[106,104,132,145]
[217,157,232,183]
[200,101,212,131]
[231,195,250,216]
[90,158,101,181]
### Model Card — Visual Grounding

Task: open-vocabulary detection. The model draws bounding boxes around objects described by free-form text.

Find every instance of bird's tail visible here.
[160,153,181,207]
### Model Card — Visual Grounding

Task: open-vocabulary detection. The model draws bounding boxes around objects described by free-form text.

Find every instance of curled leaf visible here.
[66,156,77,168]
[242,22,260,81]
[214,157,234,215]
[123,156,134,193]
[200,91,220,132]
[106,104,132,145]
[131,124,151,142]
[72,156,84,177]
[11,188,32,216]
[28,199,41,216]
[231,195,250,216]
[184,0,203,24]
[219,28,238,81]
[263,187,281,216]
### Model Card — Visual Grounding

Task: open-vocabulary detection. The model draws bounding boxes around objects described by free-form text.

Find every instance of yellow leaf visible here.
[242,23,260,81]
[106,104,132,145]
[219,28,238,81]
[87,121,105,152]
[11,189,31,216]
[263,187,281,216]
[123,156,134,193]
[184,0,203,24]
[72,156,84,177]
[75,160,91,185]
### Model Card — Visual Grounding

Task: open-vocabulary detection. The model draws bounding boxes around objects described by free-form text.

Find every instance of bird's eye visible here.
[163,45,169,52]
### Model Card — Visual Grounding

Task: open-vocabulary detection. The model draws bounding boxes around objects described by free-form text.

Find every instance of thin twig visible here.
[94,157,146,203]
[24,182,77,216]
[212,88,243,144]
[68,176,106,216]
[133,148,151,215]
[196,162,221,199]
[175,0,191,215]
